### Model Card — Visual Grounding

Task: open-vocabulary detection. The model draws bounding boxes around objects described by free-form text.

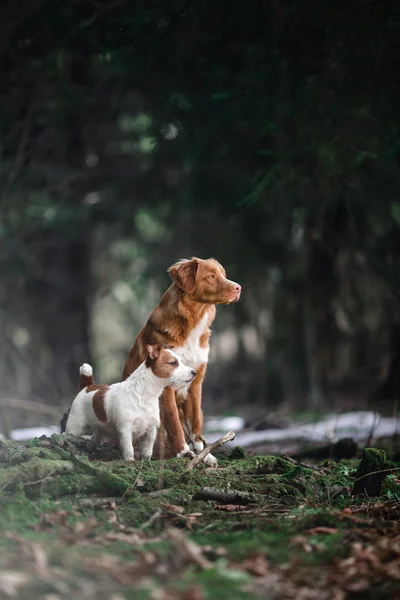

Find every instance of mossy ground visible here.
[1,435,400,599]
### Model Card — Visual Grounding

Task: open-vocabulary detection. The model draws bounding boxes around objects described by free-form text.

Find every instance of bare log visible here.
[193,486,263,505]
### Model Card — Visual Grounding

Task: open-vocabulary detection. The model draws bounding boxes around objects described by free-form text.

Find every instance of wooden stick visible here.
[282,454,323,472]
[193,487,263,504]
[186,430,236,470]
[141,509,162,530]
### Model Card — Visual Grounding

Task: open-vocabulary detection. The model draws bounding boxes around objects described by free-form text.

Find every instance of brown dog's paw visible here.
[176,445,196,460]
[203,453,218,468]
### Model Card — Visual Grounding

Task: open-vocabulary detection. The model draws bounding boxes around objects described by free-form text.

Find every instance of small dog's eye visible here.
[170,360,178,366]
[210,274,215,279]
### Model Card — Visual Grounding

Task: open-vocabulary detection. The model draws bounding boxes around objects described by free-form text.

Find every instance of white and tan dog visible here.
[65,344,196,461]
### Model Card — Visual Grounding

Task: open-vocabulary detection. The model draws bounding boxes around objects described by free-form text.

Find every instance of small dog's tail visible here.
[60,363,95,434]
[78,363,94,391]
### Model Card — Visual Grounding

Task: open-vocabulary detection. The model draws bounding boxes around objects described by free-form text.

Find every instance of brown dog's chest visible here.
[172,313,210,369]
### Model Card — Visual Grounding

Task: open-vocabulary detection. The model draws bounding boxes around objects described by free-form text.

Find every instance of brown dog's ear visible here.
[161,344,174,350]
[145,343,160,360]
[168,258,198,294]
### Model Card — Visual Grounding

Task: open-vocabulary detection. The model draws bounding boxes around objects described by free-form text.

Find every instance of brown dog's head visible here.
[168,257,241,304]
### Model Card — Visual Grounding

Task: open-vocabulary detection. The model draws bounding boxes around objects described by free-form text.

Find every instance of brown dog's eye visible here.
[210,274,215,279]
[170,360,178,366]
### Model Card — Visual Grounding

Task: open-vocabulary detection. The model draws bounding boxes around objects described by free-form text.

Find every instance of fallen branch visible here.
[76,497,121,510]
[193,486,263,505]
[186,430,236,470]
[22,474,55,487]
[282,454,323,472]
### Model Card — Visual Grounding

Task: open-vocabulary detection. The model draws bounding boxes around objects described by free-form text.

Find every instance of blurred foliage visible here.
[1,0,400,418]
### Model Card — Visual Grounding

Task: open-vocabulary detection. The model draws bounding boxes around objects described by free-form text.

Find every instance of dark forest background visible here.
[1,0,400,433]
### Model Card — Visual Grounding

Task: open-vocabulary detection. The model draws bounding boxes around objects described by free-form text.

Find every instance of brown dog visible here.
[122,257,241,465]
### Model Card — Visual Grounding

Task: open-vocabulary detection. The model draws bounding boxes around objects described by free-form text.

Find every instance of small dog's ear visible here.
[146,343,160,360]
[168,258,198,294]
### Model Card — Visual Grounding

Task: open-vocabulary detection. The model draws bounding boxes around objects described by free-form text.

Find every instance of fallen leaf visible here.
[162,504,185,514]
[102,532,147,545]
[290,536,313,553]
[238,553,269,576]
[165,528,211,569]
[182,585,204,600]
[0,571,30,597]
[31,543,49,577]
[36,510,71,530]
[84,555,143,585]
[107,511,118,524]
[304,527,338,536]
[214,504,248,512]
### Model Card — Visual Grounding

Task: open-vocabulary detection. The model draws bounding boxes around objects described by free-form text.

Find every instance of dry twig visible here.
[186,430,236,470]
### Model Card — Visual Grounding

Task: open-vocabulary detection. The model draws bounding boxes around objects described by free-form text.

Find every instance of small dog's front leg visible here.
[119,426,135,461]
[140,426,158,459]
[91,426,104,448]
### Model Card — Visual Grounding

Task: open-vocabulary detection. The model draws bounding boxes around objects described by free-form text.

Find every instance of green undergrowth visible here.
[1,435,400,598]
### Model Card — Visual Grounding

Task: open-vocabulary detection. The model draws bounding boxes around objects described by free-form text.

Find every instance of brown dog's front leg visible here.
[161,386,195,458]
[182,364,217,467]
[182,364,206,452]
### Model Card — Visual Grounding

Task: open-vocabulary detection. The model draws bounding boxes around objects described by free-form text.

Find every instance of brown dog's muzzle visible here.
[232,282,241,302]
[225,280,241,303]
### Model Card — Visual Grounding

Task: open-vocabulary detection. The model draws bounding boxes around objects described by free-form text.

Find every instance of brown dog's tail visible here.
[78,363,94,391]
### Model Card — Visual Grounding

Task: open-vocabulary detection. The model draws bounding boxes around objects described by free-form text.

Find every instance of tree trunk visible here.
[27,230,91,401]
[25,52,92,403]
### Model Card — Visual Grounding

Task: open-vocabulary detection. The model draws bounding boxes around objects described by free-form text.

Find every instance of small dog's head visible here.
[168,257,241,305]
[145,343,196,390]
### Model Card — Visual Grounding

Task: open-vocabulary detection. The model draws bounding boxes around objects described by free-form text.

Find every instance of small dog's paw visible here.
[203,453,218,468]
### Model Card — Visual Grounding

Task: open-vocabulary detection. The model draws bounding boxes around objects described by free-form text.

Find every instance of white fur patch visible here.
[177,443,195,459]
[203,453,218,467]
[174,313,210,368]
[192,440,204,453]
[80,363,92,376]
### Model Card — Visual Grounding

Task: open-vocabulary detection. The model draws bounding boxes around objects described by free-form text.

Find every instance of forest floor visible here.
[0,435,400,599]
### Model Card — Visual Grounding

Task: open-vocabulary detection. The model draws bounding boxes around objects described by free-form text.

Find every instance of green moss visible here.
[39,473,101,498]
[0,437,323,511]
[0,492,71,530]
[0,457,75,492]
[353,448,389,496]
[289,509,342,531]
[179,566,251,600]
[361,448,388,470]
[228,446,246,460]
[0,436,398,600]
[382,474,400,499]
